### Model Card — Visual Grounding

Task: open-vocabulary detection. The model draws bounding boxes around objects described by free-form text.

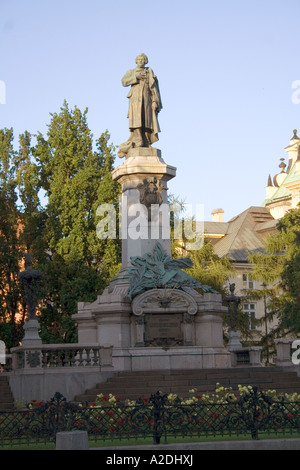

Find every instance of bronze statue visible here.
[119,53,162,157]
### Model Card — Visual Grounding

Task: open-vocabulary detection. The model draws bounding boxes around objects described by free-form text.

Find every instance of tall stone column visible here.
[111,147,176,269]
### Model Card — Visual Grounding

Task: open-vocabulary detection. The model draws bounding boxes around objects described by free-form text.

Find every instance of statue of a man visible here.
[119,53,162,157]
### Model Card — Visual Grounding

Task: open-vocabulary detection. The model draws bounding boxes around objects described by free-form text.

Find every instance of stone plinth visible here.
[73,146,231,372]
[74,286,231,372]
[112,147,176,267]
[275,338,293,366]
[227,330,242,351]
[21,319,42,347]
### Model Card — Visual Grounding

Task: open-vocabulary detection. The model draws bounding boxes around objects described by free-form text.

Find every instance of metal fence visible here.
[1,388,300,447]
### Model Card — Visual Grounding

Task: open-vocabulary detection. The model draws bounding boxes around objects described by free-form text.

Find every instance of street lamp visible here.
[225,283,242,350]
[261,282,269,365]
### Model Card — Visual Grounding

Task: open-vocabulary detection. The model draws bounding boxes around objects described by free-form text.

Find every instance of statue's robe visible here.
[121,67,162,144]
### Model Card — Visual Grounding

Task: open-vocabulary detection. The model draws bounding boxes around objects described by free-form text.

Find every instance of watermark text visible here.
[96,198,204,250]
[0,81,6,104]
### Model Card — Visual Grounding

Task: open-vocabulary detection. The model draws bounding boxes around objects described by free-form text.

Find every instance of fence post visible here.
[150,391,167,445]
[249,386,260,440]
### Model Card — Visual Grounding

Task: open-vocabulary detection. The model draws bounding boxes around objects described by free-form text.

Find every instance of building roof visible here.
[203,221,229,235]
[204,206,277,262]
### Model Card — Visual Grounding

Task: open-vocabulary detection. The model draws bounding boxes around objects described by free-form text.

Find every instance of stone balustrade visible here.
[11,343,113,371]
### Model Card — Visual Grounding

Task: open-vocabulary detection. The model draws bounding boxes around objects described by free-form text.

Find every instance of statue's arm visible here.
[121,69,138,87]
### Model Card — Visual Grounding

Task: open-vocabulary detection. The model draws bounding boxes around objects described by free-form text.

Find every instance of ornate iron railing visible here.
[1,388,300,446]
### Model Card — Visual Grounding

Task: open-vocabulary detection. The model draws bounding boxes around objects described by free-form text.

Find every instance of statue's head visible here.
[135,53,148,66]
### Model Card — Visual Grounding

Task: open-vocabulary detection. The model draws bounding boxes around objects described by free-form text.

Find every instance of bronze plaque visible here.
[145,314,182,343]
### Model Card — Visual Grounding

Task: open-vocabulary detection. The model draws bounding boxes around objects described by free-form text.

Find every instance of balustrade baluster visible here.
[41,350,47,367]
[77,348,83,367]
[49,350,54,368]
[85,348,91,366]
[92,348,99,366]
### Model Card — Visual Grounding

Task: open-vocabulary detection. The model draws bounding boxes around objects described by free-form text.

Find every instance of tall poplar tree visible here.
[0,128,24,348]
[31,101,121,342]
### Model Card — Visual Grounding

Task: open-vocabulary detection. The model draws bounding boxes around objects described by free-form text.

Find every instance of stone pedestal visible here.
[74,285,231,372]
[227,330,242,351]
[21,318,42,347]
[111,147,176,268]
[275,338,293,366]
[73,146,231,372]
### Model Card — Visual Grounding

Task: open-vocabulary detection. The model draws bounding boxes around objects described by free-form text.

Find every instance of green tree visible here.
[187,240,235,295]
[276,206,300,334]
[248,204,300,342]
[0,128,24,348]
[0,102,121,347]
[30,101,121,342]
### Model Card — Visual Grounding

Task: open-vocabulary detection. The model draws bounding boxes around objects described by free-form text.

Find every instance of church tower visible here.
[263,129,300,219]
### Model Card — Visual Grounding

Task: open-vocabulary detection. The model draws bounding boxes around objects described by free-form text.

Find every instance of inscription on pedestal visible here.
[145,314,183,346]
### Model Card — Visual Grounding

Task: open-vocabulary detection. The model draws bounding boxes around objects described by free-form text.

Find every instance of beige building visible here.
[203,129,300,355]
[263,129,300,219]
[204,207,277,346]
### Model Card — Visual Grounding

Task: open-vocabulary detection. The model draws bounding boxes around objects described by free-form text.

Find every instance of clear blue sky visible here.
[1,0,300,221]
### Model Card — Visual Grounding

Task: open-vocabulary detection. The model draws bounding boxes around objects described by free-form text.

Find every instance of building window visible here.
[243,273,255,290]
[243,303,257,330]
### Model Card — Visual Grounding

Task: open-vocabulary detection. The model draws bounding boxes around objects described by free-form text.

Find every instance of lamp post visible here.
[225,283,242,350]
[261,282,269,365]
[18,253,43,346]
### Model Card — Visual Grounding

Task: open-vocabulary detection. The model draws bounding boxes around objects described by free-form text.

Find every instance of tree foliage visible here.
[249,204,300,337]
[0,102,121,347]
[0,128,24,348]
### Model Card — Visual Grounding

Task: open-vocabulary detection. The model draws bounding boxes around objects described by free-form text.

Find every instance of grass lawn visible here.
[1,431,300,450]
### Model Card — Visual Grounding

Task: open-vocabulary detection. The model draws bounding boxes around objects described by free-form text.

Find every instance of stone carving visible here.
[137,177,164,220]
[132,288,198,316]
[131,288,198,348]
[127,241,217,299]
[26,350,41,368]
[119,53,162,158]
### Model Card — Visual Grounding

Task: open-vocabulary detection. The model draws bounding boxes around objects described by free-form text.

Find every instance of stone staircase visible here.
[74,367,300,404]
[0,375,14,410]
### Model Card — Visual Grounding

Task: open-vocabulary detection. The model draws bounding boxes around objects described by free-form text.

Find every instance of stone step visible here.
[113,368,299,381]
[0,375,14,410]
[99,372,299,387]
[0,403,14,411]
[74,367,300,404]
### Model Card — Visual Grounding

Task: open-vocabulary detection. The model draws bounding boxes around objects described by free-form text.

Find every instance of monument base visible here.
[73,283,232,372]
[73,146,233,372]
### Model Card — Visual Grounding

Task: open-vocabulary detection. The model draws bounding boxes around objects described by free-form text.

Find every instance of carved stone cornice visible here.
[132,288,198,316]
